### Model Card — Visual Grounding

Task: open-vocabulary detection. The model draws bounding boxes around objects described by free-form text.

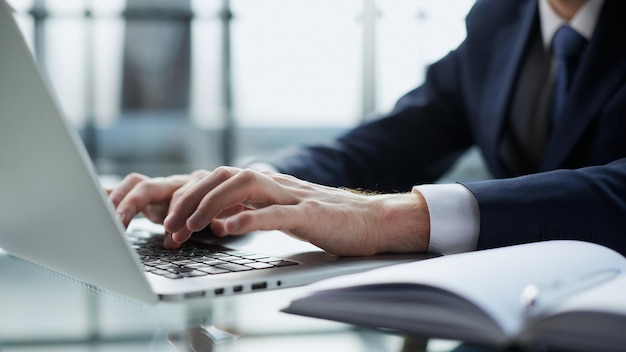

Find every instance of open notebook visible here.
[0,1,434,304]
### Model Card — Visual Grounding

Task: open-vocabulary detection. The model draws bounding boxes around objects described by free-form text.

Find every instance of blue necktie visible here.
[550,25,587,124]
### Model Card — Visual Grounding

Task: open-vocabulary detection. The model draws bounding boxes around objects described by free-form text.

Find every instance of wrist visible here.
[374,192,430,253]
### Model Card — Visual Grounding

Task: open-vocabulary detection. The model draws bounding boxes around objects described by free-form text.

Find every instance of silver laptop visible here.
[0,1,434,305]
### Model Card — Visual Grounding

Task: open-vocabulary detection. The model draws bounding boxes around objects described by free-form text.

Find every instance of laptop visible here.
[0,1,434,305]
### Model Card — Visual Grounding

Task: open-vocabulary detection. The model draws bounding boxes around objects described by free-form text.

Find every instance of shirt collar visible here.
[539,0,604,50]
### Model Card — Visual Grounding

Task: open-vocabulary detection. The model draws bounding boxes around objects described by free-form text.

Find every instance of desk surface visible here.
[0,251,469,352]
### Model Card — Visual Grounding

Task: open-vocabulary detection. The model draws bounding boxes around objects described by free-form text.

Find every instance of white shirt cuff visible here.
[413,183,480,255]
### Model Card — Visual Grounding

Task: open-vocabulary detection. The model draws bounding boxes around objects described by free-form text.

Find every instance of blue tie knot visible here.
[551,25,587,59]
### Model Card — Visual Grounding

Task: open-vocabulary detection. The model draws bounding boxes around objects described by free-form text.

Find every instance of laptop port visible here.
[251,282,267,290]
[184,291,205,299]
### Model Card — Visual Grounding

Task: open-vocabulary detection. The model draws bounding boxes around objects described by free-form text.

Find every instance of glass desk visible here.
[0,250,466,352]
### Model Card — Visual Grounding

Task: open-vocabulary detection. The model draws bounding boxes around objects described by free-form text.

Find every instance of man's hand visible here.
[108,167,430,256]
[107,170,211,248]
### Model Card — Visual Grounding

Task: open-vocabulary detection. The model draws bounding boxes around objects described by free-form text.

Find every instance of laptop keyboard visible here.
[127,231,298,280]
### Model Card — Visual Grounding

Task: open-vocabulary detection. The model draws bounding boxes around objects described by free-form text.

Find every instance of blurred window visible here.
[7,0,476,176]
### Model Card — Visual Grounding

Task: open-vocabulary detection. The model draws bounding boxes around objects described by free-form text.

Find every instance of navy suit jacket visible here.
[267,0,626,254]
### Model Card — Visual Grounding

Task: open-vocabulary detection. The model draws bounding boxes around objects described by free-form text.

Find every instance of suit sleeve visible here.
[461,158,626,255]
[266,52,474,193]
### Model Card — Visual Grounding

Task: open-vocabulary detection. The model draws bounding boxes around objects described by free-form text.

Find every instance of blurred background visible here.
[7,0,481,180]
[2,0,483,349]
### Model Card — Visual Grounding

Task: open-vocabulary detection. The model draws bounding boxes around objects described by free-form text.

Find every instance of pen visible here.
[520,268,621,311]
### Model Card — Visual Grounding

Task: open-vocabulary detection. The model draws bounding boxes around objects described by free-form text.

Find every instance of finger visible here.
[116,177,179,227]
[170,228,194,245]
[214,204,250,219]
[164,166,241,233]
[161,171,212,248]
[163,232,179,249]
[164,227,194,249]
[141,202,170,224]
[170,170,211,206]
[184,169,294,232]
[108,173,148,208]
[221,204,303,235]
[208,218,251,238]
[165,170,211,229]
[209,219,228,237]
[142,174,199,225]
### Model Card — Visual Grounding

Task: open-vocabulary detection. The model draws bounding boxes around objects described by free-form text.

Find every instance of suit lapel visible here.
[540,0,626,170]
[480,1,538,177]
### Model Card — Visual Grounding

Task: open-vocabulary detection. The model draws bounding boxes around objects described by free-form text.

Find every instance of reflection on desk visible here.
[0,251,467,352]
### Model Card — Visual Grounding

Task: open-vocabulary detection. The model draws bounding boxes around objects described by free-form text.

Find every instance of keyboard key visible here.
[151,269,171,276]
[172,260,197,266]
[269,260,298,267]
[197,259,227,266]
[215,263,253,272]
[180,270,209,277]
[240,253,270,260]
[199,267,231,275]
[185,262,209,268]
[144,260,167,266]
[162,273,184,279]
[167,266,196,274]
[218,256,243,262]
[245,262,274,269]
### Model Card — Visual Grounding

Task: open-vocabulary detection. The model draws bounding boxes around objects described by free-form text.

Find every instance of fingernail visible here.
[163,233,179,249]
